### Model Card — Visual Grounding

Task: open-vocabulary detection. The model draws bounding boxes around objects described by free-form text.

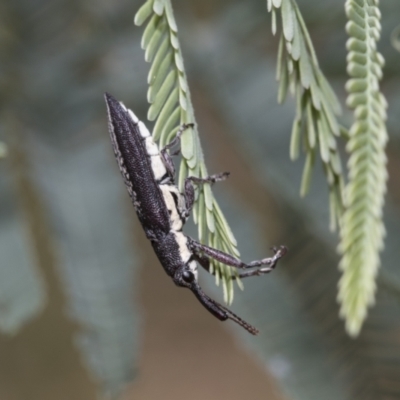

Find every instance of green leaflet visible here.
[281,0,294,42]
[148,69,177,120]
[290,118,302,160]
[134,1,153,26]
[300,148,315,197]
[306,100,316,148]
[144,19,167,62]
[153,89,179,142]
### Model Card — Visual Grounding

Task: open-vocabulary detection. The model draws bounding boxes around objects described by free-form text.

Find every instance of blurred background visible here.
[1,0,400,399]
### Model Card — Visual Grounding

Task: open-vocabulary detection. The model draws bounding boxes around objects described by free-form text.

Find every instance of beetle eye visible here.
[182,270,194,283]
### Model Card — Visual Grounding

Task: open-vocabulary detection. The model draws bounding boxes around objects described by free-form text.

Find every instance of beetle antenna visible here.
[215,301,259,335]
[190,282,259,335]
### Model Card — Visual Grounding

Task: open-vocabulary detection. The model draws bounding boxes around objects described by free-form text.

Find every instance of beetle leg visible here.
[166,123,194,151]
[160,123,194,177]
[183,172,230,216]
[189,239,287,270]
[193,252,279,279]
[187,172,230,186]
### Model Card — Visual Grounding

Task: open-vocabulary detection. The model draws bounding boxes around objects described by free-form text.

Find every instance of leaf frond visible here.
[268,0,345,229]
[135,0,241,303]
[338,0,388,336]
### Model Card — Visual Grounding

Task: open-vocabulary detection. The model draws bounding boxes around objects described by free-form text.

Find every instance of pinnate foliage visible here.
[267,0,345,230]
[268,0,388,336]
[338,0,388,336]
[134,0,389,336]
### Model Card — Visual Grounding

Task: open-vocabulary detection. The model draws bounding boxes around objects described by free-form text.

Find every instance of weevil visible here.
[105,93,286,335]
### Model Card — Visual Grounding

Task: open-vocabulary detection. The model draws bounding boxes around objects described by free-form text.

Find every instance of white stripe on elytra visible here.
[145,137,159,156]
[128,109,139,124]
[123,106,165,180]
[172,231,191,263]
[167,184,186,219]
[118,102,139,126]
[150,155,167,181]
[160,184,184,231]
[138,121,150,138]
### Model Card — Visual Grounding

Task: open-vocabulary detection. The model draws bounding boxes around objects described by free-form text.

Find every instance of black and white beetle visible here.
[105,93,286,335]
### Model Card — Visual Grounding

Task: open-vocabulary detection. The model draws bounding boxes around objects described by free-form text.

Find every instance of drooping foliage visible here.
[267,0,345,230]
[338,0,387,336]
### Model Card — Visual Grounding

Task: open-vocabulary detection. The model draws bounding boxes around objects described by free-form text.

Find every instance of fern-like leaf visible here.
[135,0,242,303]
[268,0,345,230]
[338,0,388,336]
